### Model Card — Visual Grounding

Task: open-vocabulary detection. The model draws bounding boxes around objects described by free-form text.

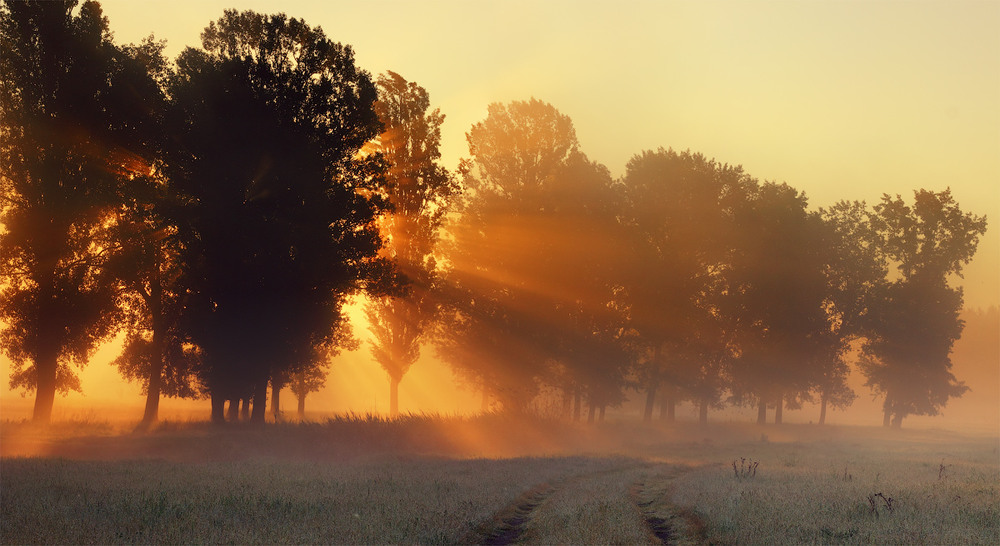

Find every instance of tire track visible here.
[630,470,708,545]
[465,460,660,545]
[475,482,557,545]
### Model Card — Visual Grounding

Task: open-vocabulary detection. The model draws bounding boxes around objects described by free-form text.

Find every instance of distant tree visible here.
[363,71,457,417]
[860,189,987,427]
[0,1,162,422]
[288,312,358,419]
[810,201,886,424]
[725,182,832,424]
[165,10,395,424]
[537,153,628,422]
[437,99,598,411]
[616,149,748,423]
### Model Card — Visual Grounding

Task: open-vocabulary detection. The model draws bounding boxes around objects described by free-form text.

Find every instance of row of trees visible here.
[368,91,985,429]
[1,2,403,424]
[1,2,987,428]
[432,99,985,428]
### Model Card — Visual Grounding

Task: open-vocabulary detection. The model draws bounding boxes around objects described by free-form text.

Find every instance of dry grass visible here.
[1,416,997,544]
[661,428,1000,544]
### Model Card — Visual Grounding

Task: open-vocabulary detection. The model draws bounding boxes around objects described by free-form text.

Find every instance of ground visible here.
[1,415,997,544]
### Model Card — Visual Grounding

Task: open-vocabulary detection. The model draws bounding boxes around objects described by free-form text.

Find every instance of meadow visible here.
[1,415,997,544]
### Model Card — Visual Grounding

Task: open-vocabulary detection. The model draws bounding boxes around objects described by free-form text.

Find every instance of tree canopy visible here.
[0,0,163,422]
[164,10,394,423]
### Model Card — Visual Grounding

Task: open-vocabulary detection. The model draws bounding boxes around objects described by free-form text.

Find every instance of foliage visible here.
[617,149,749,421]
[164,10,395,423]
[363,71,457,417]
[724,182,833,422]
[861,190,986,427]
[0,0,161,421]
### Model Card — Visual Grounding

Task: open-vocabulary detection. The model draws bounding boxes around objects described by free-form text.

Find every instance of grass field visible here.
[1,415,998,544]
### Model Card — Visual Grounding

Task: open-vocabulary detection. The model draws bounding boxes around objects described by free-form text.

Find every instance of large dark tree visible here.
[0,0,162,422]
[99,36,204,428]
[165,10,394,424]
[860,189,986,427]
[363,71,456,417]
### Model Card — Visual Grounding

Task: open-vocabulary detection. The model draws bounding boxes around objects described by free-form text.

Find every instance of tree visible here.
[96,35,204,428]
[165,10,394,424]
[437,99,594,411]
[860,189,987,427]
[725,182,832,424]
[0,1,162,422]
[810,201,885,424]
[616,149,748,422]
[363,71,456,417]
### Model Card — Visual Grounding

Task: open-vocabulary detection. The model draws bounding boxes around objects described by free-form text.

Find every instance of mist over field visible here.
[2,1,999,543]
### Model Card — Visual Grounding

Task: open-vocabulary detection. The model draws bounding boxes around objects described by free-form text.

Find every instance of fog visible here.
[2,1,998,451]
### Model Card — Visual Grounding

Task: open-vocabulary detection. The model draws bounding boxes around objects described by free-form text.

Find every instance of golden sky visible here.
[98,0,999,306]
[3,0,998,421]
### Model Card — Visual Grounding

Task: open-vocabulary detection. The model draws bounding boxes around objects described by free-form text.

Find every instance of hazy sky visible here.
[97,0,999,307]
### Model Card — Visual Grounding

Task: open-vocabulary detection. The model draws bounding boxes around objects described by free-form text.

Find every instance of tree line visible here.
[0,2,987,428]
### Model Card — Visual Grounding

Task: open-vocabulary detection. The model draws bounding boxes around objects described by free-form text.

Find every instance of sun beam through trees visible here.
[0,1,991,429]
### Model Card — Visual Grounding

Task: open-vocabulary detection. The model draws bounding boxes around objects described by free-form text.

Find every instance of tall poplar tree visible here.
[364,72,456,417]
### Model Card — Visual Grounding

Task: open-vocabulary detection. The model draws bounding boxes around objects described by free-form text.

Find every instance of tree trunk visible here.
[774,393,783,425]
[226,398,239,421]
[389,375,400,418]
[699,398,709,425]
[250,380,268,424]
[240,397,250,420]
[643,383,657,423]
[561,387,572,420]
[31,347,58,423]
[882,399,892,427]
[756,399,767,424]
[598,405,606,422]
[140,251,165,428]
[140,352,163,427]
[891,413,903,428]
[665,391,675,422]
[644,344,663,423]
[587,402,596,424]
[573,388,582,422]
[818,391,828,425]
[211,393,226,424]
[270,380,281,421]
[297,392,306,419]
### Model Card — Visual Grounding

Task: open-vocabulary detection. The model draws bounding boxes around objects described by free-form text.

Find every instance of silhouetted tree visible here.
[165,10,394,423]
[97,35,205,428]
[809,201,885,424]
[0,1,162,422]
[364,71,457,417]
[617,149,748,422]
[725,182,831,424]
[287,312,357,419]
[860,189,986,427]
[537,153,630,421]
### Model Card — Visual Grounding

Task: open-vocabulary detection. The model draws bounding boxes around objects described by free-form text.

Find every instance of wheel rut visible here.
[465,461,664,545]
[477,482,557,545]
[630,468,709,545]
